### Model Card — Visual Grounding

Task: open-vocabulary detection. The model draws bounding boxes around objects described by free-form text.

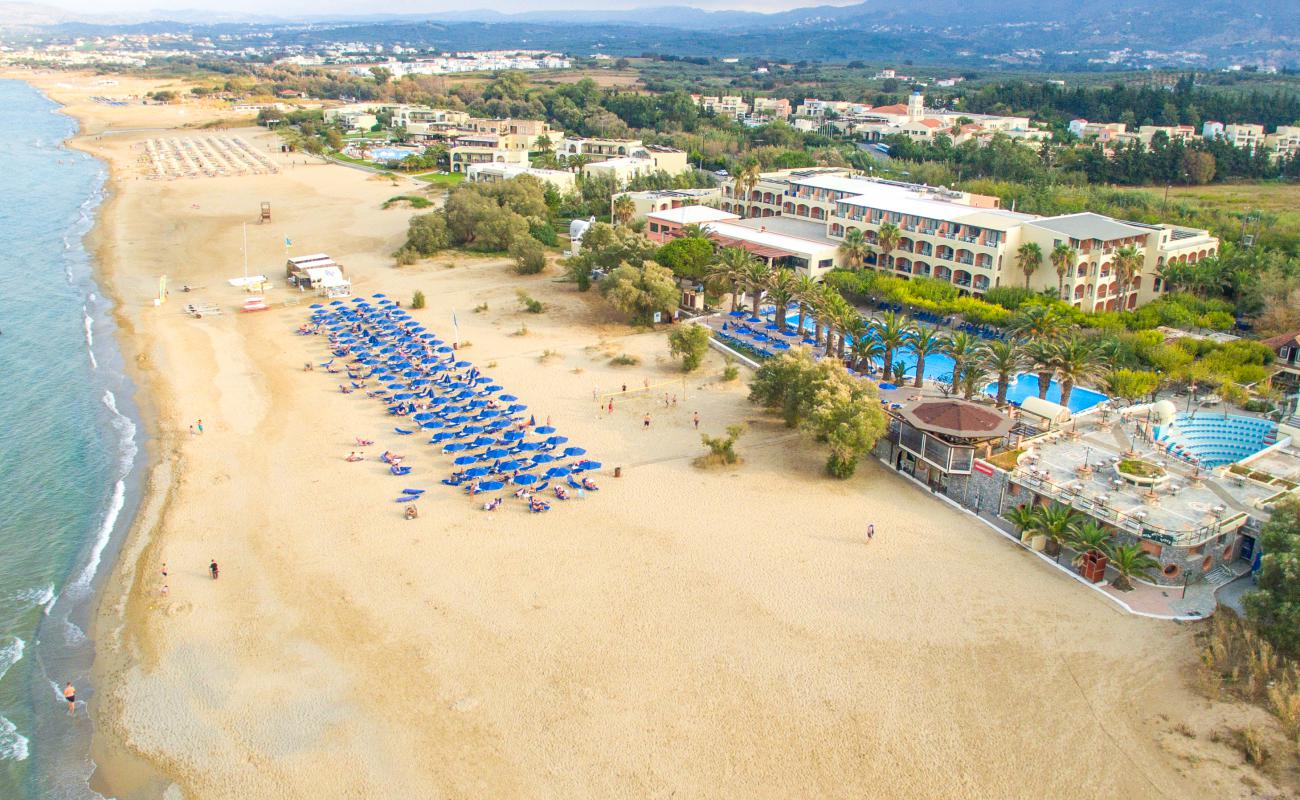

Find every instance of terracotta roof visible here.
[916,118,943,128]
[1262,329,1300,350]
[870,104,908,115]
[899,400,1013,439]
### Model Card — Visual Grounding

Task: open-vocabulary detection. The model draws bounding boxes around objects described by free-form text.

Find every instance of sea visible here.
[0,79,143,799]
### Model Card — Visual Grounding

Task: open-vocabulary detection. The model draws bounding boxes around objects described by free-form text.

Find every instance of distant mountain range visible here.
[1,0,1296,68]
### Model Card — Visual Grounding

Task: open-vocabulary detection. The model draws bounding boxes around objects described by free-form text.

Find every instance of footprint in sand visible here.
[164,601,193,617]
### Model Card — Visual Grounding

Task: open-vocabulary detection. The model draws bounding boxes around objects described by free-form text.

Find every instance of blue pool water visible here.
[1154,413,1280,468]
[993,374,1109,414]
[774,310,1108,413]
[368,146,418,163]
[0,80,143,799]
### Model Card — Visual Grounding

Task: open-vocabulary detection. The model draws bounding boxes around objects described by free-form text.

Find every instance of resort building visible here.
[1136,125,1200,147]
[693,95,750,119]
[611,187,723,222]
[465,162,575,192]
[705,168,1217,307]
[751,97,792,119]
[1266,126,1300,162]
[1223,123,1266,152]
[578,145,690,186]
[448,133,531,173]
[556,136,644,162]
[645,205,842,277]
[461,117,555,149]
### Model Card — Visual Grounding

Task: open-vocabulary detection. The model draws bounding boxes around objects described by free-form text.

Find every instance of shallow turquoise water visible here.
[0,79,141,800]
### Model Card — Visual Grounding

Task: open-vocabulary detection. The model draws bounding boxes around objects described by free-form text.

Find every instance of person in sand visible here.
[209,560,219,580]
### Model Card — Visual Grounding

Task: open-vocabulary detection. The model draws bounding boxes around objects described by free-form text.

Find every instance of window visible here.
[649,223,660,233]
[818,259,833,269]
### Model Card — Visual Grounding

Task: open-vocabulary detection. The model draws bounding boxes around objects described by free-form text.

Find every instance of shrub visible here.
[610,353,640,366]
[528,219,558,247]
[721,358,740,382]
[411,290,426,309]
[510,236,547,275]
[516,290,544,314]
[667,324,711,372]
[394,247,419,266]
[383,194,432,209]
[698,424,746,467]
[473,302,489,313]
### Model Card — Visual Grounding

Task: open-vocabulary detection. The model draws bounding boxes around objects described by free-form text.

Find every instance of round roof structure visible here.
[899,399,1014,439]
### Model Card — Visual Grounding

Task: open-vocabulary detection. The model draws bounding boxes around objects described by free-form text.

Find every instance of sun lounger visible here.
[390,465,412,476]
[393,427,413,435]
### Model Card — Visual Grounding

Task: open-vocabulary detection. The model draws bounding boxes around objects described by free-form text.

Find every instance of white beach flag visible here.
[452,309,460,346]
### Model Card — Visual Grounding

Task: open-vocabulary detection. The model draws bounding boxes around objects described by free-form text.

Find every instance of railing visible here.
[1011,468,1247,547]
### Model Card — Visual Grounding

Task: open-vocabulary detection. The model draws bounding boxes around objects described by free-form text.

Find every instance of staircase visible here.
[1205,563,1247,588]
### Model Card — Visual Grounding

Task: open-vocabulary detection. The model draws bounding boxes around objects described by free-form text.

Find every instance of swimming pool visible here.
[989,374,1108,414]
[1154,413,1281,468]
[368,147,417,163]
[773,310,1107,412]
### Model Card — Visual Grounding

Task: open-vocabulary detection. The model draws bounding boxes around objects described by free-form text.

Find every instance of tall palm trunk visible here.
[730,282,740,313]
[997,374,1010,405]
[914,354,926,388]
[1060,379,1075,409]
[883,346,894,379]
[796,304,807,337]
[1037,370,1053,400]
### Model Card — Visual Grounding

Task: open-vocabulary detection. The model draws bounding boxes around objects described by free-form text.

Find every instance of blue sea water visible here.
[0,80,142,799]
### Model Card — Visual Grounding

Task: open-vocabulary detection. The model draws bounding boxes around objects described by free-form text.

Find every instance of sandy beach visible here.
[15,71,1296,799]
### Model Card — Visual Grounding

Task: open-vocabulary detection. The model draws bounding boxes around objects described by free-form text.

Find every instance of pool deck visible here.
[1012,413,1279,543]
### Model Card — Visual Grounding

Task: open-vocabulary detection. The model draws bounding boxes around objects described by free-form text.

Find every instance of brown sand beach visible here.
[13,71,1297,799]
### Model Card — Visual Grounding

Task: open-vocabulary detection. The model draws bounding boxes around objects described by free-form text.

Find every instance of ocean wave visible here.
[102,390,138,473]
[0,637,24,681]
[0,715,28,762]
[66,479,124,597]
[82,308,97,369]
[14,585,56,615]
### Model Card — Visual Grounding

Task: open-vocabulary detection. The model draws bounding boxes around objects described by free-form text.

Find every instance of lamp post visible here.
[1186,382,1197,413]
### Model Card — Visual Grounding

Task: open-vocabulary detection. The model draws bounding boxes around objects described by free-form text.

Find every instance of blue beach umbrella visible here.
[546,436,569,445]
[453,455,478,465]
[443,442,469,452]
[512,474,538,486]
[499,394,518,402]
[516,441,541,451]
[508,404,527,413]
[471,436,495,448]
[485,448,509,459]
[465,467,491,478]
[430,432,456,443]
[534,426,556,435]
[545,466,571,478]
[563,447,587,457]
[420,420,444,430]
[503,430,525,441]
[577,460,602,470]
[497,460,521,471]
[531,453,556,464]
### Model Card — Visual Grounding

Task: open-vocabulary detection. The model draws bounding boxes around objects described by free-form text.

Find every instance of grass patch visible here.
[986,448,1024,471]
[539,349,562,363]
[383,195,432,209]
[413,171,465,186]
[517,290,545,314]
[1117,459,1165,478]
[609,353,640,367]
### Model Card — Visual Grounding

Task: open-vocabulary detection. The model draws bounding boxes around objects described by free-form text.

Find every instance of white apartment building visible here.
[465,162,575,192]
[1137,125,1199,147]
[448,133,531,173]
[556,136,644,161]
[611,187,724,222]
[707,169,1217,309]
[580,145,690,186]
[751,97,793,119]
[1267,126,1300,162]
[694,95,750,118]
[1224,123,1266,152]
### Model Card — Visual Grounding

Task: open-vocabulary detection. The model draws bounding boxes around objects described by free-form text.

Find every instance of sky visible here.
[37,0,857,16]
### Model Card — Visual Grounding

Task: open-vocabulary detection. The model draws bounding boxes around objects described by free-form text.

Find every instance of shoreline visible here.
[13,68,1296,800]
[24,72,178,796]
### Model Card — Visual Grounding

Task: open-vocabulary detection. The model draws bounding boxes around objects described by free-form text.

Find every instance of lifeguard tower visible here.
[260,201,271,223]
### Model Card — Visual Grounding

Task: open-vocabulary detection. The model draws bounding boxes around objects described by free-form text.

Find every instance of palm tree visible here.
[1028,503,1083,560]
[829,295,857,362]
[1022,339,1060,401]
[765,268,798,332]
[792,274,818,339]
[954,360,991,400]
[1050,242,1077,301]
[612,194,635,226]
[1067,522,1112,568]
[707,246,755,313]
[1052,335,1109,409]
[838,227,872,271]
[875,222,901,271]
[812,284,840,348]
[744,259,773,318]
[1009,304,1064,341]
[1016,242,1044,289]
[943,331,979,390]
[980,339,1026,406]
[850,325,883,373]
[679,222,707,240]
[909,325,948,389]
[1005,503,1039,535]
[872,311,915,380]
[736,160,762,214]
[1113,244,1142,312]
[1108,542,1160,591]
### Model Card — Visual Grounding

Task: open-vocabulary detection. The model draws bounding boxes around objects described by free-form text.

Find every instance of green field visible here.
[1131,182,1300,246]
[412,172,464,186]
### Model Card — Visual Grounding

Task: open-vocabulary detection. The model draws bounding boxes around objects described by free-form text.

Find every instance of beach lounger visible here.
[401,488,425,495]
[393,427,413,435]
[390,465,412,476]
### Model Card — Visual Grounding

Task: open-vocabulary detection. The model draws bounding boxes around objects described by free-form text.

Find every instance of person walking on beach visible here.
[643,413,651,430]
[867,524,875,542]
[63,682,76,716]
[607,399,613,415]
[693,411,700,429]
[209,560,219,580]
[161,563,168,580]
[196,419,204,435]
